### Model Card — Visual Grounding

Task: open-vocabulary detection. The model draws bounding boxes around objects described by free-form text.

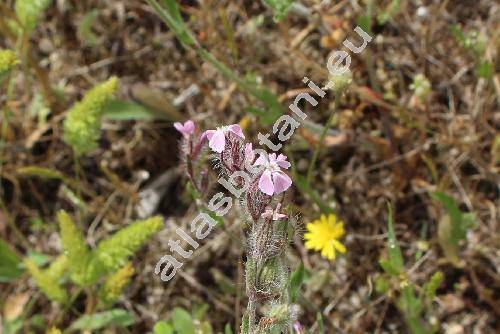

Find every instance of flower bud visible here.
[268,304,290,324]
[0,49,19,76]
[410,73,431,102]
[327,69,353,95]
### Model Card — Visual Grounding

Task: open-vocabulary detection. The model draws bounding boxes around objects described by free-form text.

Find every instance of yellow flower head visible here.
[0,49,19,76]
[304,214,346,260]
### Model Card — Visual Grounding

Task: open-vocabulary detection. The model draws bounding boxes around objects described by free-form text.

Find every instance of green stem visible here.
[247,299,257,334]
[306,91,341,183]
[73,152,84,222]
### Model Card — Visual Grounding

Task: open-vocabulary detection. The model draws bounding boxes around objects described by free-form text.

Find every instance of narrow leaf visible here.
[102,99,169,121]
[69,309,134,331]
[386,204,404,273]
[0,239,23,282]
[289,262,305,303]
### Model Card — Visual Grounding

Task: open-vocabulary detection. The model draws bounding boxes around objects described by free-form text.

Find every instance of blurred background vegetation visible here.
[0,0,498,333]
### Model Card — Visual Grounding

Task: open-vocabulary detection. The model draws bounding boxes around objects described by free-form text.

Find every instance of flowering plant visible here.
[175,120,298,333]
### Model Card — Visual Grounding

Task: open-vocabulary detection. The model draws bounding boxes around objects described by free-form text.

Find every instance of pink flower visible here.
[174,120,195,137]
[293,322,303,334]
[254,153,292,196]
[204,124,245,153]
[261,203,287,221]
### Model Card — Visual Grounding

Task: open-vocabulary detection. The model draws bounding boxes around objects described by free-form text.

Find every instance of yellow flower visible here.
[304,214,346,260]
[46,328,61,334]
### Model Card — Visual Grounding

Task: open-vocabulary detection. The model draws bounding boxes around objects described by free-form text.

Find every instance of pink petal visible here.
[254,154,269,167]
[204,130,216,140]
[245,143,255,163]
[276,154,291,169]
[228,124,245,139]
[184,120,195,134]
[258,170,274,196]
[276,213,287,220]
[272,171,292,194]
[208,130,226,153]
[173,122,184,132]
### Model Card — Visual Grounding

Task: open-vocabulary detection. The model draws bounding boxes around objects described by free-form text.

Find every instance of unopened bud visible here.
[268,304,289,324]
[410,73,431,102]
[326,69,353,95]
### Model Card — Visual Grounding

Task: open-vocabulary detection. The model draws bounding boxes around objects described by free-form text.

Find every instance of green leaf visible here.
[24,259,68,303]
[29,92,50,125]
[475,61,493,79]
[69,309,134,331]
[289,262,305,303]
[78,10,100,47]
[430,192,474,246]
[89,216,163,281]
[15,0,51,33]
[16,166,64,180]
[379,258,400,276]
[397,286,427,334]
[374,275,390,294]
[423,271,443,304]
[171,307,195,334]
[450,25,466,45]
[26,250,50,267]
[146,0,195,46]
[376,0,400,24]
[263,0,294,22]
[316,312,325,334]
[161,0,184,24]
[57,210,91,286]
[0,239,23,282]
[240,312,249,334]
[2,318,23,334]
[244,107,274,126]
[256,89,283,124]
[193,303,209,321]
[224,323,233,334]
[385,204,404,273]
[431,191,476,265]
[356,15,371,34]
[102,99,170,121]
[153,321,174,334]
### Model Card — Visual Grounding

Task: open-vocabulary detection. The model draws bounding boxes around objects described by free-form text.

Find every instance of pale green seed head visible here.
[63,77,118,155]
[0,49,19,76]
[327,69,353,95]
[410,73,431,102]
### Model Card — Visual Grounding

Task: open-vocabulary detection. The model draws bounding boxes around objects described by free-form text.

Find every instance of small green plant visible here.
[376,0,401,25]
[450,25,493,80]
[375,205,443,334]
[262,0,294,22]
[63,77,118,156]
[25,211,163,308]
[150,306,224,334]
[357,0,401,33]
[78,9,100,47]
[14,0,52,34]
[0,49,19,78]
[410,73,431,103]
[430,192,475,266]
